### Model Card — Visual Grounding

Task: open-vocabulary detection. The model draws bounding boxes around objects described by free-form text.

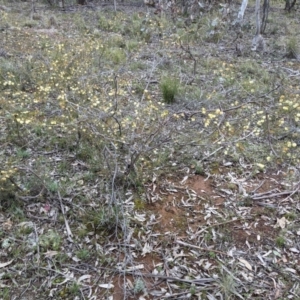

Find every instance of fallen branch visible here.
[251,183,300,200]
[58,191,73,241]
[117,269,216,286]
[78,263,216,286]
[175,240,230,256]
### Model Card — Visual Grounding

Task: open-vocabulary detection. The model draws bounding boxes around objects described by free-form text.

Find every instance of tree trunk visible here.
[237,0,248,22]
[254,0,261,35]
[285,0,297,11]
[251,0,266,52]
[261,0,269,33]
[58,0,65,8]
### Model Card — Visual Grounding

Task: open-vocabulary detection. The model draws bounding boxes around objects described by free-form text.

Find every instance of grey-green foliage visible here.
[286,36,299,59]
[39,229,61,250]
[133,278,145,294]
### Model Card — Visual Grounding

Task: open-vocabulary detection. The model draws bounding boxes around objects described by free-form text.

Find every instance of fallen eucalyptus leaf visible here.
[99,283,114,289]
[275,217,287,229]
[0,260,13,268]
[238,258,252,271]
[78,274,91,282]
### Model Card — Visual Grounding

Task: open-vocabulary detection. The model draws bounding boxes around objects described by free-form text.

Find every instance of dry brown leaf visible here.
[238,258,252,271]
[78,274,91,283]
[275,217,287,229]
[2,220,13,230]
[0,260,13,268]
[180,175,189,184]
[99,283,114,289]
[274,288,281,299]
[284,267,296,273]
[44,250,58,258]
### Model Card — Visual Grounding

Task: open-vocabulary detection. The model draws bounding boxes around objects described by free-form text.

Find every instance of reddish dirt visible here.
[230,217,279,249]
[219,171,286,250]
[146,175,219,235]
[187,175,214,194]
[108,175,218,299]
[110,172,293,299]
[187,175,225,206]
[111,254,162,300]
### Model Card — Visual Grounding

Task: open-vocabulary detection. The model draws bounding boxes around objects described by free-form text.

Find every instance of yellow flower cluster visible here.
[279,94,300,114]
[3,81,15,86]
[0,168,17,181]
[204,108,223,127]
